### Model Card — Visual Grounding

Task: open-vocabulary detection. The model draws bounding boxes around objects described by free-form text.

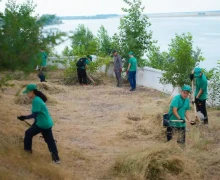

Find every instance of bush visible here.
[207,61,220,107]
[0,74,14,90]
[0,0,66,73]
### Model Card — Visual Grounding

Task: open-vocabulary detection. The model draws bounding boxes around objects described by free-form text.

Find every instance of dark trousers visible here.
[77,68,87,85]
[196,99,208,124]
[24,123,59,158]
[167,127,186,144]
[115,69,122,87]
[38,67,46,82]
[128,71,136,89]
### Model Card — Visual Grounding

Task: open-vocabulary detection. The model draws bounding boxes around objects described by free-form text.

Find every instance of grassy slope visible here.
[0,71,220,180]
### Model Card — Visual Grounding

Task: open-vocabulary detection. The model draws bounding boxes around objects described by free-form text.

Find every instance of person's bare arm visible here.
[172,107,181,120]
[127,63,131,71]
[196,89,203,99]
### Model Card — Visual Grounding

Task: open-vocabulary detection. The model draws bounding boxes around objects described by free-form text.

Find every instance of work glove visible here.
[195,98,201,104]
[17,116,25,121]
[189,74,194,81]
[192,98,200,104]
[180,119,185,123]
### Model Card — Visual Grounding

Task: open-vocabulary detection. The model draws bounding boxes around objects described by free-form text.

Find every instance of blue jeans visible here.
[128,71,136,89]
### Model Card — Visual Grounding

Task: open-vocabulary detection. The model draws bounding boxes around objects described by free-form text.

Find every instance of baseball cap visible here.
[182,85,192,92]
[194,67,202,77]
[128,51,134,55]
[23,84,37,94]
[87,55,93,61]
[112,50,117,53]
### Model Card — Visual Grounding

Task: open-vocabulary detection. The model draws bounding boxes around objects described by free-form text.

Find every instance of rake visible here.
[87,73,96,86]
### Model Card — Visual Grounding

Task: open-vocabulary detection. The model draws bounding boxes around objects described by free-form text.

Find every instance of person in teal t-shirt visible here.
[38,49,48,82]
[167,85,193,145]
[17,84,60,164]
[190,67,208,124]
[76,55,92,85]
[127,51,137,91]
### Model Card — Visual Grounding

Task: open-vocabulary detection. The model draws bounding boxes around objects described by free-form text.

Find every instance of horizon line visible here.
[56,10,220,17]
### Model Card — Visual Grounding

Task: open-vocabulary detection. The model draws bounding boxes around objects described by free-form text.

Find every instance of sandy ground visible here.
[1,73,220,180]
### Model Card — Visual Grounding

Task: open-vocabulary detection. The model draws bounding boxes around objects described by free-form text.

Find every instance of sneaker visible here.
[51,153,60,164]
[24,149,32,153]
[53,159,61,164]
[130,88,135,91]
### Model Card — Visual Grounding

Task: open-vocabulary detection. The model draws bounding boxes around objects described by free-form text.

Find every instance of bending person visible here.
[76,55,92,85]
[167,85,192,145]
[17,84,60,164]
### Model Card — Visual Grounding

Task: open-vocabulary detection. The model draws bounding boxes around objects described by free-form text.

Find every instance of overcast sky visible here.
[0,0,220,16]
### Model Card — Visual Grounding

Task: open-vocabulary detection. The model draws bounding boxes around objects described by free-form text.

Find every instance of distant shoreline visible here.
[59,11,220,20]
[59,14,220,21]
[148,14,220,18]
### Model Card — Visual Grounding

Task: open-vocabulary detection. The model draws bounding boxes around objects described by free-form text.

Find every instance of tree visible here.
[160,33,204,88]
[37,14,62,26]
[97,25,112,56]
[0,0,66,72]
[0,0,40,71]
[146,45,170,70]
[68,24,98,56]
[112,0,154,67]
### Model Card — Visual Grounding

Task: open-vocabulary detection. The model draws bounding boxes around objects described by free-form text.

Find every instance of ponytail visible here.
[33,90,47,102]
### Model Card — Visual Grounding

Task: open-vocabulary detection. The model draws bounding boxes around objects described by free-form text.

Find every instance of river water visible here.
[45,16,220,70]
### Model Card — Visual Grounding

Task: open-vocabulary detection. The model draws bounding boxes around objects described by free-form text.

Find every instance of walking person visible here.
[76,55,92,85]
[167,85,192,145]
[113,50,123,87]
[38,49,47,82]
[127,51,137,91]
[17,84,60,164]
[190,67,208,124]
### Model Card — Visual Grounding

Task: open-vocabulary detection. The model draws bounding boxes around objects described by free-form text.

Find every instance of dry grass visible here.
[114,143,202,180]
[1,71,220,180]
[14,94,57,105]
[36,82,67,94]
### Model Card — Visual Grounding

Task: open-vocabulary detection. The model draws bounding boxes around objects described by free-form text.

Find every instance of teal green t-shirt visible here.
[195,74,208,100]
[40,52,47,67]
[128,57,137,71]
[79,59,90,69]
[168,94,190,128]
[32,96,54,129]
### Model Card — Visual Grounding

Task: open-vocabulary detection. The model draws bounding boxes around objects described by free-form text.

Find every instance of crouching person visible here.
[17,84,60,164]
[167,85,192,145]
